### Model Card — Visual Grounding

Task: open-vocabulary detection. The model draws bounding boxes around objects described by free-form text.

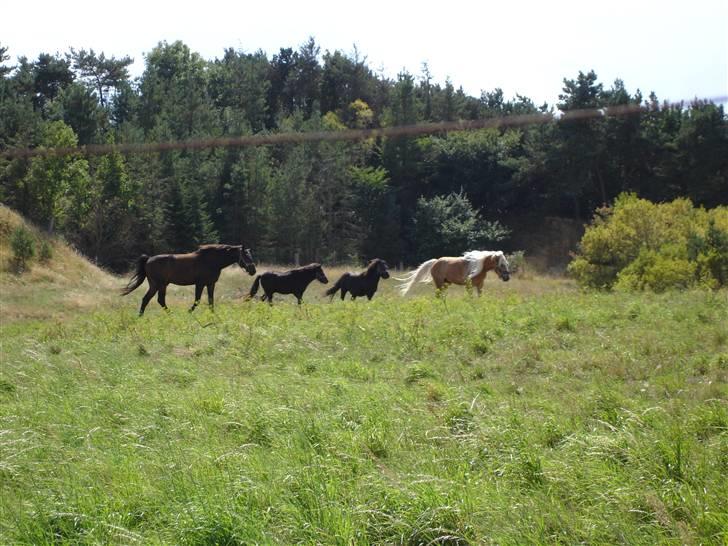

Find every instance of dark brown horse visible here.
[325,258,390,301]
[122,244,256,315]
[248,263,328,304]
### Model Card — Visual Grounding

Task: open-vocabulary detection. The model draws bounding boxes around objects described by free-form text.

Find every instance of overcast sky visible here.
[3,0,726,106]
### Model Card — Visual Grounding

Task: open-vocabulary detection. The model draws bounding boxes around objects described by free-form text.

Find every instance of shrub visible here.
[411,190,509,262]
[39,240,53,263]
[615,249,696,292]
[569,193,728,290]
[10,226,35,272]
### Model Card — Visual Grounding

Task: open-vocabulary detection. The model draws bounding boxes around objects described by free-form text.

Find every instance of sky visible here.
[3,0,726,107]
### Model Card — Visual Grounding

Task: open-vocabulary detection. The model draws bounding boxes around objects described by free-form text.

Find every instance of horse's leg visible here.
[139,282,158,316]
[295,292,303,305]
[340,287,347,301]
[265,291,274,305]
[472,270,487,297]
[189,283,204,313]
[206,283,215,311]
[157,284,169,311]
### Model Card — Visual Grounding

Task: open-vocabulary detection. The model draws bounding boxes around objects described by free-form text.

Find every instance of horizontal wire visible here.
[2,95,725,160]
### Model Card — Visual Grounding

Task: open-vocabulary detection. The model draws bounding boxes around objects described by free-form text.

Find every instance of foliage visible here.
[0,43,726,270]
[569,193,728,290]
[411,190,510,261]
[38,239,53,263]
[9,225,34,271]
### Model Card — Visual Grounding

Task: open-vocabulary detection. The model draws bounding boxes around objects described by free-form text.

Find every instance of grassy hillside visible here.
[1,239,726,544]
[0,205,118,322]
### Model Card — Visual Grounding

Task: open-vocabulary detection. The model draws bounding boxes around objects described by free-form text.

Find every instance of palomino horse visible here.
[396,250,510,296]
[122,244,256,315]
[248,263,328,304]
[326,258,390,301]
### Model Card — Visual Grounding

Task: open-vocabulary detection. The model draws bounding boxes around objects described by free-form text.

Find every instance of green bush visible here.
[569,193,728,290]
[615,249,696,292]
[39,240,53,263]
[411,190,510,262]
[10,226,35,272]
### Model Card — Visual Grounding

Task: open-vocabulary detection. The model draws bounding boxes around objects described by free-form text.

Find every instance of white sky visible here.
[3,0,727,106]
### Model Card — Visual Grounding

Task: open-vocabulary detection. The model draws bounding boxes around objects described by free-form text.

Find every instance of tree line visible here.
[1,39,726,271]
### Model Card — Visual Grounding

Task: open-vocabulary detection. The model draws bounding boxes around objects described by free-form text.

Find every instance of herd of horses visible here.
[122,244,511,315]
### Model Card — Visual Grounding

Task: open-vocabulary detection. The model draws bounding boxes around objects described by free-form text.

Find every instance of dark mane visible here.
[366,258,384,275]
[294,263,322,271]
[197,244,235,253]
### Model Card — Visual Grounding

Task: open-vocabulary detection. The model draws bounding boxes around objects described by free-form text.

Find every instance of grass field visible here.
[1,213,727,544]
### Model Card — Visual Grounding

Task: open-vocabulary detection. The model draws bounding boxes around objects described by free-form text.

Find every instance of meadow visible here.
[1,233,727,543]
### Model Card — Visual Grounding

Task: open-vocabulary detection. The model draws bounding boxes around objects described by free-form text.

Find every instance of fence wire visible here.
[2,95,726,160]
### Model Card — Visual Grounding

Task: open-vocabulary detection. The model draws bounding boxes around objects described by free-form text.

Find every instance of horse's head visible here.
[373,258,390,279]
[494,252,510,282]
[314,264,329,284]
[238,246,256,276]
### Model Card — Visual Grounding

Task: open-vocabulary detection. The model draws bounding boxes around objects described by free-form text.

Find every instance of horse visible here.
[122,244,256,315]
[395,250,510,296]
[325,258,390,301]
[248,263,328,304]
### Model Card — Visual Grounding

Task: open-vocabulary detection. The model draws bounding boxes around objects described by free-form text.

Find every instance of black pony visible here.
[248,263,328,304]
[325,258,390,301]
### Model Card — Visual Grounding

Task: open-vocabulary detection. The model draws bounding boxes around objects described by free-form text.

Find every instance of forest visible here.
[1,39,726,270]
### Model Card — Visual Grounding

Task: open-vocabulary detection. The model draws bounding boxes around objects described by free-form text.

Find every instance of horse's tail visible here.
[121,254,149,296]
[394,258,437,296]
[325,275,346,298]
[248,275,262,299]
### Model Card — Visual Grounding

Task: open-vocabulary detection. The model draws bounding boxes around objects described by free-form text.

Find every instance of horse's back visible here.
[432,257,469,284]
[146,252,204,285]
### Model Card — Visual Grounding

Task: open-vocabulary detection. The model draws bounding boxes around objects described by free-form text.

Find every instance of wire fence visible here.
[2,95,726,160]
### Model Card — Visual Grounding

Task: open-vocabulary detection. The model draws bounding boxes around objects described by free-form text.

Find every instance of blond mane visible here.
[462,250,507,278]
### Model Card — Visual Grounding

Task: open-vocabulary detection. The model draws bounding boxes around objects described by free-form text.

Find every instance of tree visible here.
[138,41,218,138]
[209,48,270,133]
[31,53,75,112]
[82,149,133,266]
[56,82,104,144]
[554,70,608,217]
[23,120,90,232]
[320,48,375,116]
[351,166,402,263]
[68,48,133,108]
[0,43,12,77]
[410,191,510,262]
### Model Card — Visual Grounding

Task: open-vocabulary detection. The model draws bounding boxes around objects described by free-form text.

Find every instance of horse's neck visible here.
[364,267,379,280]
[294,269,316,282]
[211,251,236,270]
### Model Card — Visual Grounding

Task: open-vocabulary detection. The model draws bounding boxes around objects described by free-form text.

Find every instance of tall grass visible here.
[1,273,726,543]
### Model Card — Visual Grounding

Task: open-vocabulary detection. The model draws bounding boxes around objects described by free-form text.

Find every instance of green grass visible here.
[1,274,727,544]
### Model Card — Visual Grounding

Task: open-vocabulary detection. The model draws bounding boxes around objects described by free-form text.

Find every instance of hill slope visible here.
[0,205,118,322]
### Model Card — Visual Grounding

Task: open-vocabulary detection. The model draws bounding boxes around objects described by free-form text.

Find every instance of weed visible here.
[555,315,576,332]
[446,402,476,435]
[405,364,435,385]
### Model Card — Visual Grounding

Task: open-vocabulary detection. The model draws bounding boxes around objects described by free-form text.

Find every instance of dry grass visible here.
[0,205,117,322]
[0,203,570,322]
